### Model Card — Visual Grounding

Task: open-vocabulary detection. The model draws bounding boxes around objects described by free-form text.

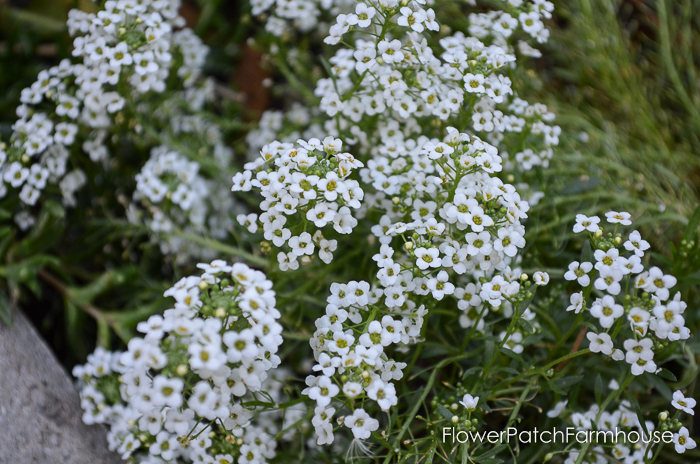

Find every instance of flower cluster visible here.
[560,388,698,461]
[74,260,282,463]
[565,212,692,377]
[251,0,355,36]
[232,136,364,269]
[0,0,209,230]
[304,280,423,444]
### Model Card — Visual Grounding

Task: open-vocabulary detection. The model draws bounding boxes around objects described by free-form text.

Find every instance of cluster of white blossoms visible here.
[312,0,561,174]
[74,261,282,464]
[559,388,698,462]
[0,0,209,230]
[303,280,424,444]
[129,144,238,263]
[250,0,355,36]
[362,126,534,329]
[231,136,364,269]
[564,212,692,377]
[469,0,554,50]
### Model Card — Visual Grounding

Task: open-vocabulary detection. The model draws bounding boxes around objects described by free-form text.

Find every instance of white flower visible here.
[533,271,549,286]
[414,247,440,270]
[307,376,340,407]
[564,261,593,286]
[366,380,398,411]
[547,400,568,418]
[624,230,650,257]
[566,292,584,313]
[594,267,623,295]
[573,214,600,233]
[587,332,614,355]
[605,211,632,225]
[673,427,696,454]
[459,394,479,411]
[345,408,379,440]
[646,266,677,301]
[426,271,455,300]
[623,338,654,365]
[672,391,696,416]
[590,296,623,328]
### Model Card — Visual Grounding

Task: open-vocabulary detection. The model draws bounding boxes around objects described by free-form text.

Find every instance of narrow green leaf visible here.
[624,391,649,436]
[519,318,535,334]
[473,444,508,460]
[545,376,566,395]
[437,403,454,422]
[594,374,603,405]
[484,339,495,366]
[645,374,673,401]
[581,239,593,264]
[657,368,677,382]
[554,375,585,390]
[683,205,700,243]
[498,346,527,366]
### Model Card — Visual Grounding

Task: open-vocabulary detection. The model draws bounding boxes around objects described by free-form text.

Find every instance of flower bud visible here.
[404,241,413,250]
[595,228,603,237]
[176,364,188,376]
[659,411,668,421]
[215,307,226,318]
[451,415,459,424]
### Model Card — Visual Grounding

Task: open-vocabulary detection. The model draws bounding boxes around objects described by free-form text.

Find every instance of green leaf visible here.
[0,292,13,327]
[657,368,677,382]
[645,374,673,401]
[594,374,603,405]
[498,346,527,366]
[473,444,508,462]
[484,339,495,366]
[437,403,454,422]
[581,239,593,264]
[519,318,535,334]
[554,375,585,390]
[683,205,700,243]
[624,391,649,436]
[44,199,65,219]
[545,376,566,395]
[473,458,504,464]
[517,288,537,316]
[462,366,482,380]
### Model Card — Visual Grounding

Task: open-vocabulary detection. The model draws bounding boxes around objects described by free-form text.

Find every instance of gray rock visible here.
[0,310,122,464]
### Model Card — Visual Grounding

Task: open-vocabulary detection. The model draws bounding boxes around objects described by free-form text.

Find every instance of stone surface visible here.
[0,310,122,464]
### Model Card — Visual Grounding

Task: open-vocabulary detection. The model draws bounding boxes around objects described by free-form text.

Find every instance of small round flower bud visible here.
[214,307,226,318]
[392,197,400,205]
[659,411,668,421]
[544,453,554,462]
[595,228,603,237]
[404,241,414,250]
[451,415,459,424]
[520,273,528,281]
[198,281,209,290]
[176,364,188,376]
[614,236,622,244]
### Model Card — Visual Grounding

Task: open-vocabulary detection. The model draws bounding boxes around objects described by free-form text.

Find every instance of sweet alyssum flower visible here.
[74,261,282,463]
